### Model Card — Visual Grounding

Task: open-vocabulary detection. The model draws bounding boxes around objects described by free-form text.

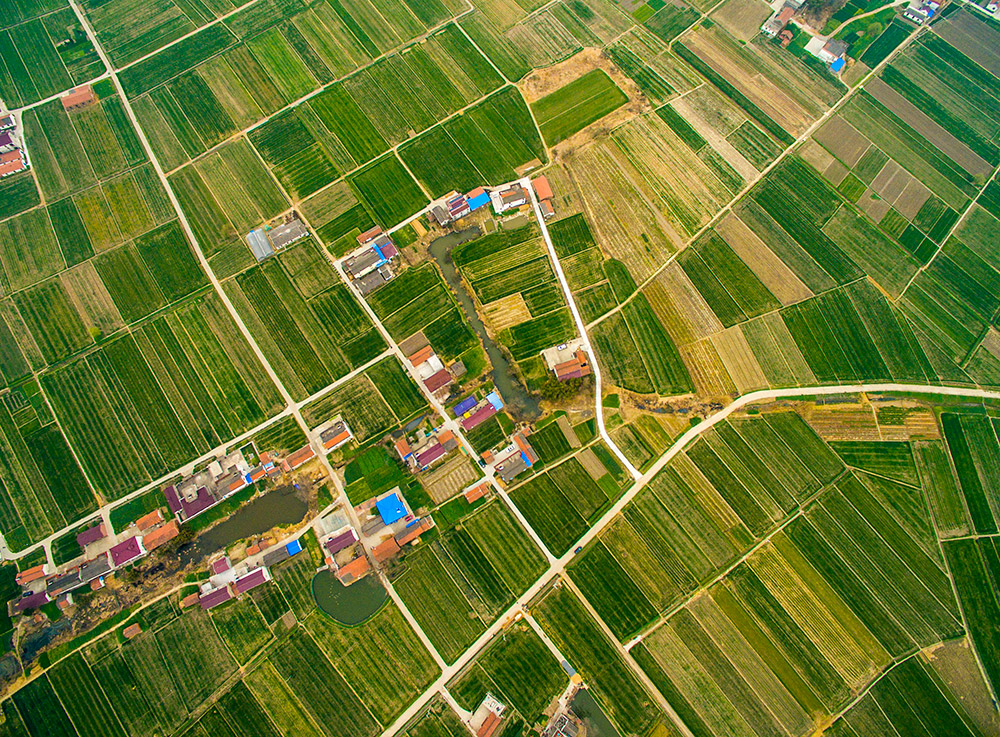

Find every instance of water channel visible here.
[178,484,308,566]
[428,228,541,420]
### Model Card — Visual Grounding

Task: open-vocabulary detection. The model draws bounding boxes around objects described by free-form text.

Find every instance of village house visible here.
[60,85,96,111]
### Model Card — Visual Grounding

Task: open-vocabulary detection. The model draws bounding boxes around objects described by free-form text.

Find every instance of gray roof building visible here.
[247,229,273,262]
[269,219,309,250]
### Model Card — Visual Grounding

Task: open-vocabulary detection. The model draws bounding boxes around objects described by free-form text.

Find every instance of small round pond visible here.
[311,569,387,625]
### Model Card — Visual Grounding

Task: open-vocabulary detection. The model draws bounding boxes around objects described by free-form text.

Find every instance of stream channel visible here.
[428,227,541,420]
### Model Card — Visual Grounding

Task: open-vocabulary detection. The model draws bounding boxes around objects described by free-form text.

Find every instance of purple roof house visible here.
[76,523,107,547]
[233,569,270,594]
[199,586,233,610]
[109,537,145,567]
[324,529,358,556]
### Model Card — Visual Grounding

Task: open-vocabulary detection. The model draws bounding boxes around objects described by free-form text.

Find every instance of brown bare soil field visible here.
[61,261,125,335]
[934,9,1000,77]
[712,0,772,41]
[870,158,910,201]
[716,213,812,306]
[556,415,582,448]
[858,190,891,223]
[423,454,480,504]
[566,145,678,281]
[685,27,812,136]
[576,447,607,481]
[813,116,871,167]
[650,263,724,344]
[867,78,992,177]
[670,98,759,180]
[804,404,881,441]
[894,178,932,220]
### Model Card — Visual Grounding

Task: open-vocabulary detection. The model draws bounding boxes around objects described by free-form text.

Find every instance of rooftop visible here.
[532,176,553,201]
[109,537,144,567]
[376,493,407,525]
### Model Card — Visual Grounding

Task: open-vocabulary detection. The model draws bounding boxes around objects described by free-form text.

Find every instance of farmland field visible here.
[448,621,565,726]
[531,69,627,145]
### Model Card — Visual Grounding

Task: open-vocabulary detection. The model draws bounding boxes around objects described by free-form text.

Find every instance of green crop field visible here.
[449,621,565,725]
[305,601,438,724]
[392,544,486,663]
[531,69,628,145]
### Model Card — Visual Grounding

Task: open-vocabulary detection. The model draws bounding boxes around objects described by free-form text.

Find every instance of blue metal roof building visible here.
[285,539,303,556]
[453,396,478,416]
[377,493,407,525]
[486,391,504,411]
[467,190,490,211]
[830,57,845,73]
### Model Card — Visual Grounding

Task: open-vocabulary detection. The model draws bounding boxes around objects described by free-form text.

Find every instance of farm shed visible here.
[416,442,447,467]
[0,132,16,153]
[110,536,146,567]
[142,520,180,551]
[136,509,164,532]
[268,219,309,249]
[531,177,553,201]
[60,85,96,110]
[454,395,478,416]
[337,556,370,584]
[467,187,490,211]
[246,229,273,261]
[372,537,401,562]
[325,529,359,555]
[199,586,233,610]
[395,518,434,546]
[424,368,453,392]
[234,568,271,594]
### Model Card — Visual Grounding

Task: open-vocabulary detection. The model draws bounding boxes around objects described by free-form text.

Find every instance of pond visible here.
[570,688,622,737]
[429,228,541,420]
[311,569,387,625]
[178,484,308,566]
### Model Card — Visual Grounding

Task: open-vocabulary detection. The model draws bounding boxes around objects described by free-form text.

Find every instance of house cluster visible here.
[343,487,436,574]
[163,443,277,524]
[542,341,593,382]
[429,186,492,226]
[316,417,353,454]
[395,425,461,471]
[344,226,399,295]
[0,114,29,179]
[761,0,803,37]
[192,548,285,610]
[903,0,941,23]
[246,214,309,262]
[9,509,179,615]
[454,391,505,432]
[491,431,539,483]
[805,36,849,73]
[403,334,465,397]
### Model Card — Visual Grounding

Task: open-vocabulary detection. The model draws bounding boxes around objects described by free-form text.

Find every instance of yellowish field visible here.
[715,213,812,306]
[711,326,768,394]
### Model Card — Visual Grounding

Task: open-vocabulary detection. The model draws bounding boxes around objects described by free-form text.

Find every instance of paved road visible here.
[376,380,1000,735]
[522,177,640,481]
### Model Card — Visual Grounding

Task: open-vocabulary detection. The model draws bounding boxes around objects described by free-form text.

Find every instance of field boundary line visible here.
[584,15,929,334]
[560,574,696,737]
[157,9,477,179]
[896,159,1000,301]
